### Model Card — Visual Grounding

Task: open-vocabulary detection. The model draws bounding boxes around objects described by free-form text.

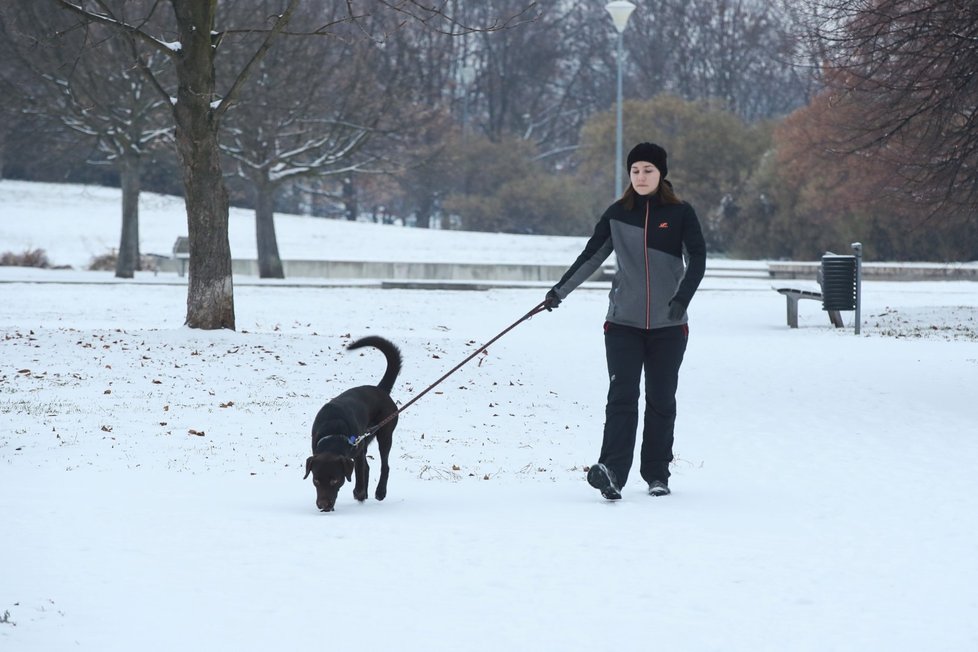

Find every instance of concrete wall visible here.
[155,256,977,282]
[768,261,978,281]
[274,259,588,282]
[157,257,611,282]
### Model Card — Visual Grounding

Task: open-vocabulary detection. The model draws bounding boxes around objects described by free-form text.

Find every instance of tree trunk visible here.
[171,0,235,330]
[255,179,284,279]
[342,175,358,221]
[415,192,434,229]
[115,153,141,278]
[0,125,6,179]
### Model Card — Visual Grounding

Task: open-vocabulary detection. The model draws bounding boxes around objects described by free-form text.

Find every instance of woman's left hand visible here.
[668,299,686,320]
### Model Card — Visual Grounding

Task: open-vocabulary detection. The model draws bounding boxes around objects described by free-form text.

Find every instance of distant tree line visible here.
[743,0,978,262]
[0,1,974,305]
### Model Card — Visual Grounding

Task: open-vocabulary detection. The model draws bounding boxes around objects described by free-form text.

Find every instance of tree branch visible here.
[214,0,301,121]
[51,0,176,58]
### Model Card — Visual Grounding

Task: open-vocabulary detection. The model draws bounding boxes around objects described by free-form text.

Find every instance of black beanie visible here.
[626,142,668,179]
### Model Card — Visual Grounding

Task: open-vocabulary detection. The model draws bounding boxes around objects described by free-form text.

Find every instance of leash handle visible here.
[356,301,547,444]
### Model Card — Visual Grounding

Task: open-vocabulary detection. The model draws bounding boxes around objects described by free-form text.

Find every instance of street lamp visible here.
[605,1,636,198]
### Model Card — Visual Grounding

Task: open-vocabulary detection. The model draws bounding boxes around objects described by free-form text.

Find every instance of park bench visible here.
[775,287,843,328]
[172,236,190,277]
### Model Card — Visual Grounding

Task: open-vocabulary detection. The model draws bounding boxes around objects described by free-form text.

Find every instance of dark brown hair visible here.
[620,179,682,210]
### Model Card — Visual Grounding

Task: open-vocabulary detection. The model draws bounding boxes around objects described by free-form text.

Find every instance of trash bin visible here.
[821,254,857,311]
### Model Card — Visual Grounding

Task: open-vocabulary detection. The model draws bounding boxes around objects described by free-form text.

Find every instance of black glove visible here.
[544,289,562,311]
[667,298,687,321]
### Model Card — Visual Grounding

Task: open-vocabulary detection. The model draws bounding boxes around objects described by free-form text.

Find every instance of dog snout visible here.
[317,496,337,512]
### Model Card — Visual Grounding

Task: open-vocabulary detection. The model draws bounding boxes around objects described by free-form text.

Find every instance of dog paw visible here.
[375,488,387,501]
[353,490,367,502]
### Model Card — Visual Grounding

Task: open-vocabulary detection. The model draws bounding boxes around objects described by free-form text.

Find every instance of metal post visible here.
[852,242,862,335]
[606,1,635,198]
[614,32,624,198]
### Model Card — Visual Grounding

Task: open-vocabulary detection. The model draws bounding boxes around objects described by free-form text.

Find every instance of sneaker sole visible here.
[587,464,621,500]
[648,484,671,497]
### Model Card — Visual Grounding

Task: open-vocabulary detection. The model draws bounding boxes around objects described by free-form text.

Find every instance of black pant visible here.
[599,321,688,488]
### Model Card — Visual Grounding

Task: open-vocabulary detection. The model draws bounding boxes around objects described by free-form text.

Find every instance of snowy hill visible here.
[0,179,592,270]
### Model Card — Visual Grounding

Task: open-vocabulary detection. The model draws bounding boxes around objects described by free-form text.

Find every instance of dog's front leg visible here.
[375,460,389,502]
[352,455,369,502]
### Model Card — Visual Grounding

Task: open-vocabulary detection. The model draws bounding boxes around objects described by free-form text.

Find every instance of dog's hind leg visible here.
[375,426,393,501]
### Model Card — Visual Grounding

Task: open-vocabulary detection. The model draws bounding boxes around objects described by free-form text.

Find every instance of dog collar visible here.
[315,435,358,451]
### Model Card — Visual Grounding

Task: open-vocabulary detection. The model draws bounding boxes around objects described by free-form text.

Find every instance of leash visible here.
[352,301,548,449]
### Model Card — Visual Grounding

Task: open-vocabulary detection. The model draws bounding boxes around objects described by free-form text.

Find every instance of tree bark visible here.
[170,0,235,330]
[115,153,141,278]
[255,179,284,278]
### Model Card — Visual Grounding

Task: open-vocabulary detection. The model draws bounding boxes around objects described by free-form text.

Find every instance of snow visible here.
[2,180,978,650]
[0,180,594,269]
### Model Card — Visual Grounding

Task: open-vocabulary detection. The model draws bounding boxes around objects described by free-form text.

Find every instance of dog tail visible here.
[347,336,402,395]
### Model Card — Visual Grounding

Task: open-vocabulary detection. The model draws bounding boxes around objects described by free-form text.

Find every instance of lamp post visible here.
[605,1,636,198]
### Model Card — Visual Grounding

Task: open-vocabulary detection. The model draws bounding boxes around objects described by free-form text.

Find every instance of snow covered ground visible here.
[2,181,978,650]
[0,179,595,268]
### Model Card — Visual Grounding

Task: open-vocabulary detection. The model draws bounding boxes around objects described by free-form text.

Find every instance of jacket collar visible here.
[635,191,664,208]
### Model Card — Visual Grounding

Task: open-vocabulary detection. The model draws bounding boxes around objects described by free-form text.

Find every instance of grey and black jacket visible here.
[551,191,706,330]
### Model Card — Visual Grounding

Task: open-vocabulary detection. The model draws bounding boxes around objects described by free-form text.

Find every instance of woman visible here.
[544,142,706,500]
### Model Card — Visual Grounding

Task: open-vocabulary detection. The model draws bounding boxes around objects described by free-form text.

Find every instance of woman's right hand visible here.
[544,289,562,311]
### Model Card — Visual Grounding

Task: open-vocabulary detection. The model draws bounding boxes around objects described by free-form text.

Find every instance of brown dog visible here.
[303,336,402,512]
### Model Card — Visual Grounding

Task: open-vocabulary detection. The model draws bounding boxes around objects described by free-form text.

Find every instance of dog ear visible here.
[344,457,354,481]
[304,456,314,479]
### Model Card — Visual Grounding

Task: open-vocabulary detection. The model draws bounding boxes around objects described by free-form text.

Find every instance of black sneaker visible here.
[648,480,671,496]
[587,463,621,500]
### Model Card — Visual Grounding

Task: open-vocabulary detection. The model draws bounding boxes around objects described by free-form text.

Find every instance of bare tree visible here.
[627,0,810,121]
[804,0,978,216]
[45,0,300,327]
[44,0,534,329]
[221,6,378,278]
[435,0,809,180]
[369,13,461,228]
[1,2,171,277]
[453,2,610,157]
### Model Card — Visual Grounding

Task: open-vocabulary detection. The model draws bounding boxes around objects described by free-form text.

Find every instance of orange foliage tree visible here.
[733,78,978,261]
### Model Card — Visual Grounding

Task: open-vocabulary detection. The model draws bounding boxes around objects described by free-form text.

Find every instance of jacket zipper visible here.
[643,199,651,329]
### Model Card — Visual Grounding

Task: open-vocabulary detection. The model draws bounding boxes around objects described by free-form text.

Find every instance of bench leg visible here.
[785,296,799,328]
[828,310,843,328]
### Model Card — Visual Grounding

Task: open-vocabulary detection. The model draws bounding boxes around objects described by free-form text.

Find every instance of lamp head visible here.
[605,1,636,33]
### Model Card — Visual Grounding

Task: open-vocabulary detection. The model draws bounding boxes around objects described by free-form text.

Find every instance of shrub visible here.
[88,250,161,272]
[0,248,50,268]
[88,251,117,271]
